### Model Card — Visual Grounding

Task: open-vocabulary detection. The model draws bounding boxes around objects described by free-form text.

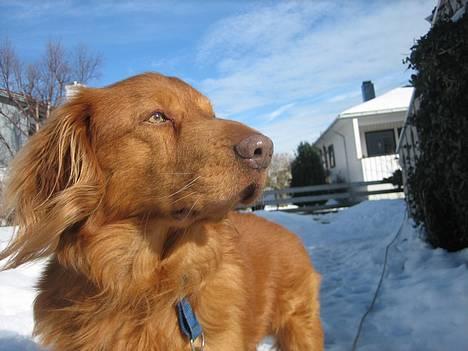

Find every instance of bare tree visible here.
[266,153,293,190]
[0,38,101,165]
[73,44,102,83]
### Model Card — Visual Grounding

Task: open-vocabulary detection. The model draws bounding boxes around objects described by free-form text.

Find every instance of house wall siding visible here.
[314,119,364,183]
[0,100,29,166]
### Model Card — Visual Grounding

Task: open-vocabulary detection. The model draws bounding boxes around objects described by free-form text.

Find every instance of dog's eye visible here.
[147,112,168,124]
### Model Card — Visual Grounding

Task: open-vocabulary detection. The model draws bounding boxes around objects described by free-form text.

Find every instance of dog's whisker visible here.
[170,192,197,205]
[159,172,195,175]
[158,175,201,199]
[175,176,201,194]
[183,197,200,221]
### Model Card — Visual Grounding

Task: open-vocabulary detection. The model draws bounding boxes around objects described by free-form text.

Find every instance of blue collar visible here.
[176,297,204,349]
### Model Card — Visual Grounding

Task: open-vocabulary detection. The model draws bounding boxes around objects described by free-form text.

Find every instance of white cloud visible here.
[265,103,296,122]
[326,91,362,104]
[197,2,333,66]
[194,0,434,152]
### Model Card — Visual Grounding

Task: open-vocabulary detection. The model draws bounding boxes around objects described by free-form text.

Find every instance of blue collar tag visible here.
[176,297,203,343]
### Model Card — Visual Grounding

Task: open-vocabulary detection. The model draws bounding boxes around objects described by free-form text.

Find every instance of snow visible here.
[1,199,467,350]
[339,87,414,118]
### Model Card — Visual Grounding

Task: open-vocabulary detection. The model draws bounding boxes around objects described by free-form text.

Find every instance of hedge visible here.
[405,11,468,251]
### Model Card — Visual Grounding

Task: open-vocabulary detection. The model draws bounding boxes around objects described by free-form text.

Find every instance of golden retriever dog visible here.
[0,73,323,351]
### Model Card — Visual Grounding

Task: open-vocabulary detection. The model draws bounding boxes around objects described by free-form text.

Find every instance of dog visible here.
[0,73,323,350]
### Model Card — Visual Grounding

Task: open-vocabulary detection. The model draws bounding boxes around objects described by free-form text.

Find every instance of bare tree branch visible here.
[73,44,102,83]
[0,132,15,159]
[0,109,28,137]
[0,37,102,164]
[267,153,293,190]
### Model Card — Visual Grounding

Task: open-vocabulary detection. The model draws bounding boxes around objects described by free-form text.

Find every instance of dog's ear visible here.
[0,90,103,269]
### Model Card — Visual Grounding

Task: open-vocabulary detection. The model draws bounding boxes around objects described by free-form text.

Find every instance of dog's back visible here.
[229,212,323,350]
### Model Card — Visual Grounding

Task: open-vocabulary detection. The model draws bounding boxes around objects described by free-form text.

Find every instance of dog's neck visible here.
[56,214,235,303]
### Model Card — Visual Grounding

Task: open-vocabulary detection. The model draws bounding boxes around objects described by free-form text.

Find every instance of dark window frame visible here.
[365,129,396,157]
[328,144,336,168]
[322,145,329,169]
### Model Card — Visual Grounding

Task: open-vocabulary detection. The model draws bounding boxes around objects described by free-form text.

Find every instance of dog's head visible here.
[0,73,273,268]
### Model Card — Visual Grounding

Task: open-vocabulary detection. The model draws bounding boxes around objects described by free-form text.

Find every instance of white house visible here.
[314,82,414,184]
[0,89,30,167]
[0,81,82,168]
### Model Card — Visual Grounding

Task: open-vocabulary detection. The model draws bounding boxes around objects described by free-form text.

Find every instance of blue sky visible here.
[0,0,434,153]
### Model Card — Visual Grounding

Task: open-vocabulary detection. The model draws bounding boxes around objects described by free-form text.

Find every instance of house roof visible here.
[339,86,414,119]
[314,86,414,146]
[0,88,32,104]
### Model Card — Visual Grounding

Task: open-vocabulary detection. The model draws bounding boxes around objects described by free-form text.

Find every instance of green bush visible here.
[405,12,468,251]
[290,142,326,207]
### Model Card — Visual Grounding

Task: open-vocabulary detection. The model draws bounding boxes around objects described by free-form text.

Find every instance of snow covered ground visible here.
[1,199,467,350]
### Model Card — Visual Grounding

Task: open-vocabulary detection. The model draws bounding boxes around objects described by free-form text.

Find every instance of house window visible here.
[328,145,335,168]
[322,145,329,169]
[365,129,396,157]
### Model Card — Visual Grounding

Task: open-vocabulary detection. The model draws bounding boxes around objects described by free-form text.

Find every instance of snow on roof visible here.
[339,86,414,118]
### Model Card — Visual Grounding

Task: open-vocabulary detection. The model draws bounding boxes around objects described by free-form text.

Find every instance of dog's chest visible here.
[108,305,191,351]
[67,290,242,350]
[35,260,247,351]
[35,224,250,351]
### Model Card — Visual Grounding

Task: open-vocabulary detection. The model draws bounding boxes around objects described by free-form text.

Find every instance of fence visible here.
[240,180,404,213]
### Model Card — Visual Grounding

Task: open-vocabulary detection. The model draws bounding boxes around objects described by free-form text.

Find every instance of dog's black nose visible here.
[235,134,273,170]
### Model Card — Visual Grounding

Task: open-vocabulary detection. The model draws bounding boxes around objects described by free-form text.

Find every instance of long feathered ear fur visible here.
[0,92,103,269]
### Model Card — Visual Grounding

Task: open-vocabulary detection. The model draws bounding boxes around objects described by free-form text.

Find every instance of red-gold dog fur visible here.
[0,73,323,350]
